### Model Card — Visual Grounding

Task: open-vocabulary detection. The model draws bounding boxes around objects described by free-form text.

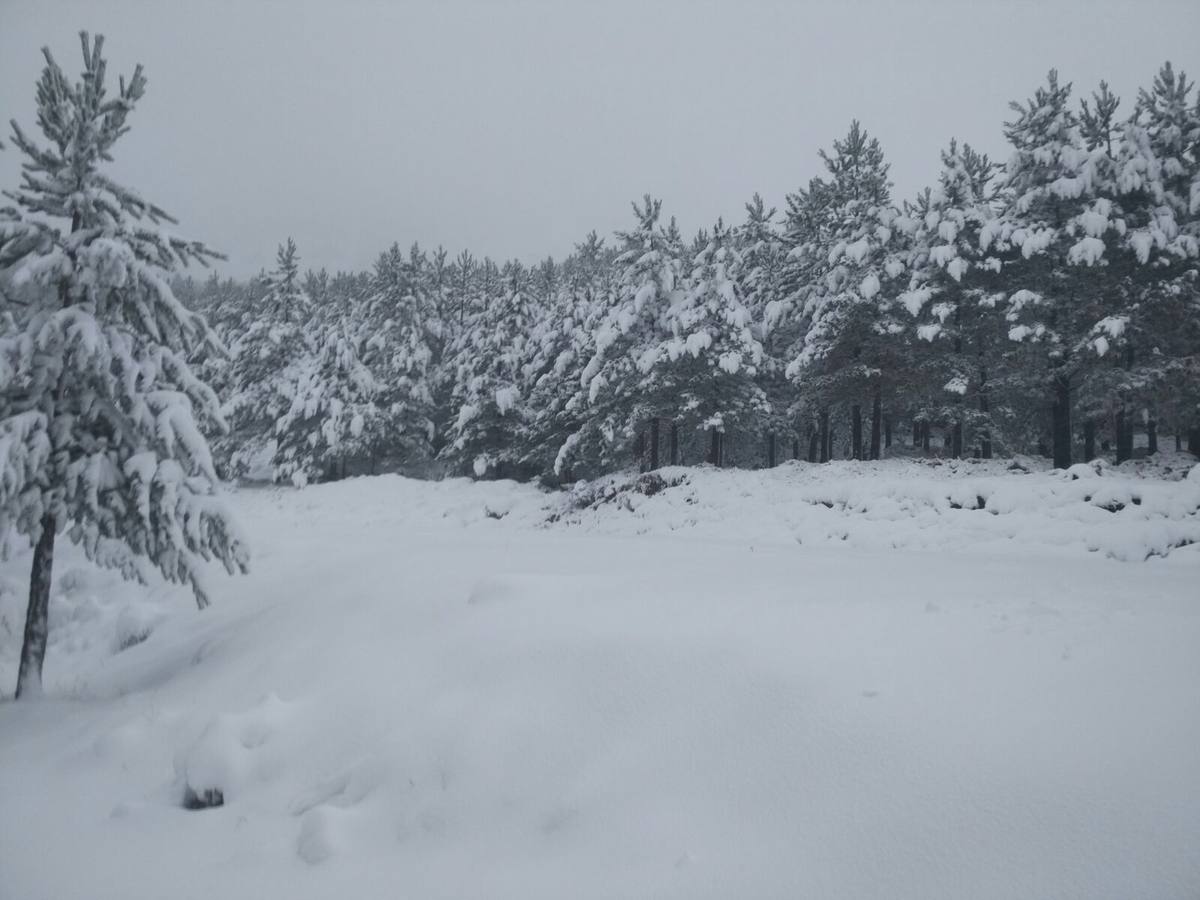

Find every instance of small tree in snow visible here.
[0,34,248,698]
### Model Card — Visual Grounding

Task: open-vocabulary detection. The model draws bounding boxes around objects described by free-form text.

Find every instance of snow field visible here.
[0,459,1198,899]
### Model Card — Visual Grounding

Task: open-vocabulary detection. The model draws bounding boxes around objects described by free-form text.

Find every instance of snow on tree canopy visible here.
[0,32,248,653]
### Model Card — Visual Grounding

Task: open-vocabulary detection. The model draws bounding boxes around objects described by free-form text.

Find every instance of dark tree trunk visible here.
[16,513,56,699]
[1115,409,1130,464]
[851,404,863,460]
[1175,432,1182,452]
[1083,419,1096,461]
[912,420,920,448]
[1116,344,1135,464]
[1051,374,1072,469]
[635,431,646,472]
[649,418,660,471]
[819,409,830,463]
[951,420,963,459]
[884,416,892,449]
[1147,420,1157,455]
[921,421,931,454]
[869,388,882,460]
[767,432,776,468]
[1191,426,1200,457]
[978,367,992,459]
[669,422,678,466]
[807,427,819,463]
[792,437,800,460]
[708,428,721,466]
[16,212,79,700]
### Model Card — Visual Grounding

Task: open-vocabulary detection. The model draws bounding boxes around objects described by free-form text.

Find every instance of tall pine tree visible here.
[0,34,248,698]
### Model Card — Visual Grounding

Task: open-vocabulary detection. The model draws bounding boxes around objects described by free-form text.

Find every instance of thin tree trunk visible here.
[635,431,645,472]
[1175,432,1182,452]
[869,387,882,460]
[884,416,892,450]
[951,420,963,459]
[16,212,80,699]
[1083,419,1096,462]
[1116,344,1134,464]
[708,428,720,466]
[792,437,800,460]
[767,432,776,468]
[16,513,56,699]
[979,367,992,459]
[819,409,830,463]
[1147,420,1157,455]
[912,420,920,448]
[1052,374,1072,469]
[649,418,659,471]
[669,422,678,466]
[807,427,818,463]
[1115,409,1130,464]
[851,404,863,460]
[921,421,931,454]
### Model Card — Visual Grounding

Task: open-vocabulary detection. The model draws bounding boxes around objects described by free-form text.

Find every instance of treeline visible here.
[182,65,1200,486]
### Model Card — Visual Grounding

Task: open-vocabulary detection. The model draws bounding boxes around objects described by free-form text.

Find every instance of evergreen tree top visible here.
[818,120,893,207]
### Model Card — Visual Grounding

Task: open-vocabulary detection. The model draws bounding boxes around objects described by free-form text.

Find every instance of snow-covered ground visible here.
[2,459,1199,900]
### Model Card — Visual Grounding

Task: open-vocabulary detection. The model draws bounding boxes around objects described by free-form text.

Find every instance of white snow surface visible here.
[2,458,1199,900]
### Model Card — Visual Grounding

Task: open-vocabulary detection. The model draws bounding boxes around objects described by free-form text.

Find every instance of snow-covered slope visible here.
[1,461,1198,900]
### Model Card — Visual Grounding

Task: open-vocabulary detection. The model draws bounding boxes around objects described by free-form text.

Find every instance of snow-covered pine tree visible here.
[988,70,1198,467]
[783,122,912,461]
[0,33,248,698]
[360,243,436,471]
[780,176,837,460]
[902,140,1006,457]
[273,315,380,486]
[517,254,577,479]
[658,219,768,465]
[1123,63,1200,454]
[737,194,791,464]
[444,260,536,478]
[579,196,683,471]
[984,71,1101,467]
[533,232,618,480]
[218,238,313,478]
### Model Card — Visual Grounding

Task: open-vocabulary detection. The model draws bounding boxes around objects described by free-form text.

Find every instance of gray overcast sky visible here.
[2,0,1198,278]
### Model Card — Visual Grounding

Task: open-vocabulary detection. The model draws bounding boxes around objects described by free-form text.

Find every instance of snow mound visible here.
[176,692,296,808]
[550,458,1200,561]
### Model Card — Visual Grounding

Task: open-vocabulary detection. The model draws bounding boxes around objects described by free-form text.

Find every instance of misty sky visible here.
[2,0,1198,278]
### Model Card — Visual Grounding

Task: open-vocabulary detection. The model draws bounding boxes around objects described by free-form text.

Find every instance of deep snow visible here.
[1,459,1199,900]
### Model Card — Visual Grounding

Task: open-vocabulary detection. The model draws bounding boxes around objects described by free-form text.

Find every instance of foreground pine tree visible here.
[0,34,248,698]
